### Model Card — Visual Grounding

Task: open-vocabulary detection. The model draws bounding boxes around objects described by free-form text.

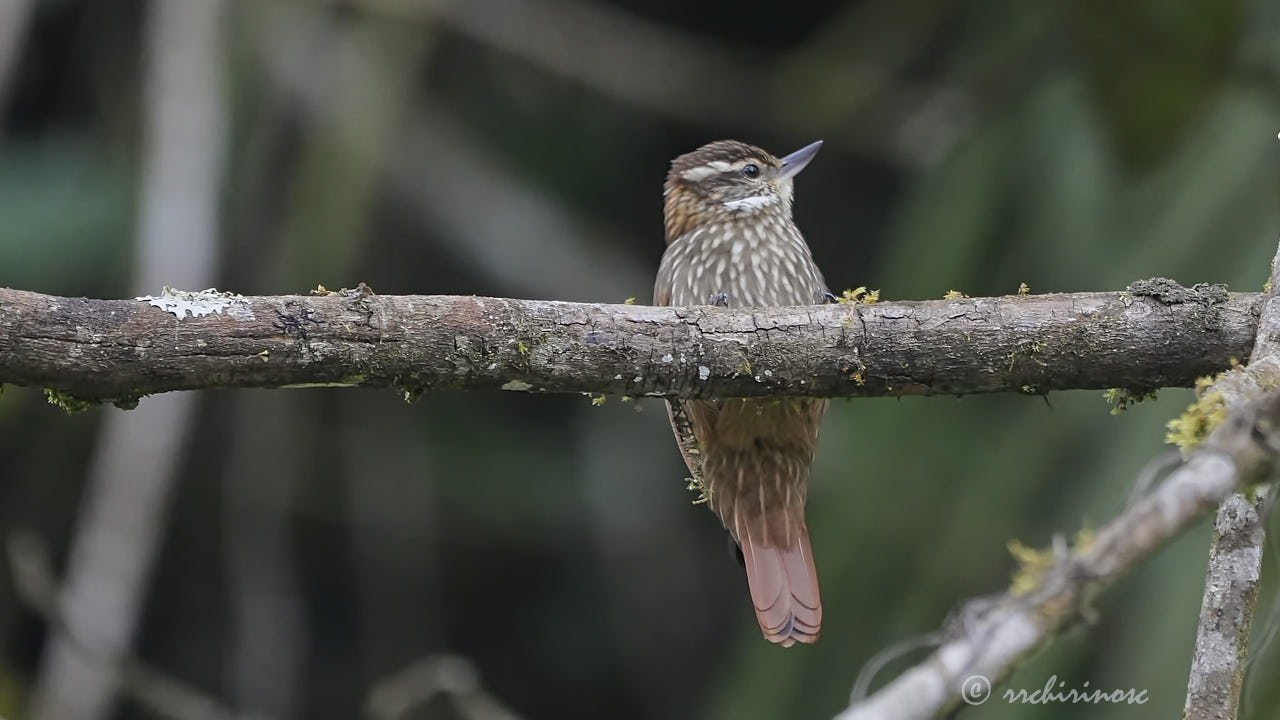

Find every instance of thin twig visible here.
[835,242,1280,720]
[364,655,524,720]
[834,392,1280,720]
[8,531,273,720]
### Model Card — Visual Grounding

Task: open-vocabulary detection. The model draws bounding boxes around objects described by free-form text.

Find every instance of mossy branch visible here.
[831,256,1280,720]
[1181,242,1280,720]
[0,281,1260,406]
[835,390,1280,720]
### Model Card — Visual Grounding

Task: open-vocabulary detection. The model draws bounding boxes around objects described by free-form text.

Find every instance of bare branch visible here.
[0,282,1258,404]
[28,1,228,718]
[1184,488,1271,719]
[1182,241,1280,719]
[9,530,273,720]
[835,246,1280,720]
[834,391,1280,720]
[11,528,527,720]
[365,655,524,720]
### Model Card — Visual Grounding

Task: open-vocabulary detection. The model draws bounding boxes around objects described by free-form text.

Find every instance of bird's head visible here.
[663,139,822,244]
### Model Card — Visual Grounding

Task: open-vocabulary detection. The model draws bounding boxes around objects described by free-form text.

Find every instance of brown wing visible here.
[665,398,706,489]
[657,284,716,492]
[656,274,711,490]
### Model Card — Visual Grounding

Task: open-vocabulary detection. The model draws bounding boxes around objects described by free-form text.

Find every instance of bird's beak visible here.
[777,140,823,180]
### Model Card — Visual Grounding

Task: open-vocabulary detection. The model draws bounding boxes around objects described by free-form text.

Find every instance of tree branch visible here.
[834,390,1280,720]
[0,281,1259,404]
[29,3,229,719]
[835,250,1280,720]
[1182,243,1280,719]
[1183,488,1270,719]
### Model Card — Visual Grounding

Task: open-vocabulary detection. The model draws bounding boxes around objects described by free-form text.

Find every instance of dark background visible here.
[2,0,1280,718]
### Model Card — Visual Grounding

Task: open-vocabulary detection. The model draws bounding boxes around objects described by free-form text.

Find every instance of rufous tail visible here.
[737,521,822,647]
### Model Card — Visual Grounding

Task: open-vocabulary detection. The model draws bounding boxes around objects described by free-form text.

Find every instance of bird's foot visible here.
[708,292,730,307]
[821,291,838,304]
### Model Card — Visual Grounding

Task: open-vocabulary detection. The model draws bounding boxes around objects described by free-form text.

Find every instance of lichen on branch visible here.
[0,281,1262,405]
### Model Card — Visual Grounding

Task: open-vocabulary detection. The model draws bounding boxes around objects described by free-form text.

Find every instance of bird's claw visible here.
[708,292,730,307]
[821,291,838,304]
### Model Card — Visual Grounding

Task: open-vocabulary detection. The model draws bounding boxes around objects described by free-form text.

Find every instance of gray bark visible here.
[1181,244,1280,720]
[833,250,1280,720]
[833,391,1280,720]
[27,2,227,719]
[1183,489,1269,720]
[0,282,1259,404]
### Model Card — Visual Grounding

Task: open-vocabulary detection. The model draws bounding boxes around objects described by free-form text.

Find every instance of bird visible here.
[653,139,830,647]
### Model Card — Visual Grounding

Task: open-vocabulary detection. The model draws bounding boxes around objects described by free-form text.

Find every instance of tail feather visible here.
[737,515,822,647]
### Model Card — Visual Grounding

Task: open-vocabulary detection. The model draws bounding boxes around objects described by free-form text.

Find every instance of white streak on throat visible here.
[723,194,777,211]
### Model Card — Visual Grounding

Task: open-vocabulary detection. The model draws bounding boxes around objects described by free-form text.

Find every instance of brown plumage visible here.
[654,139,829,646]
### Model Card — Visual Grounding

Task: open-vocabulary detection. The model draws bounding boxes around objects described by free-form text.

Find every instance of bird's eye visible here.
[740,164,760,178]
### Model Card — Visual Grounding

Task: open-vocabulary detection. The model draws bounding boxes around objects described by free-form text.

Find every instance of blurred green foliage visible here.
[0,138,132,296]
[1,1,1279,719]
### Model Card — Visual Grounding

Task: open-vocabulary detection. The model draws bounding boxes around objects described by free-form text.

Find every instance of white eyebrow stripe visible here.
[680,165,718,181]
[680,160,739,182]
[723,194,777,210]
